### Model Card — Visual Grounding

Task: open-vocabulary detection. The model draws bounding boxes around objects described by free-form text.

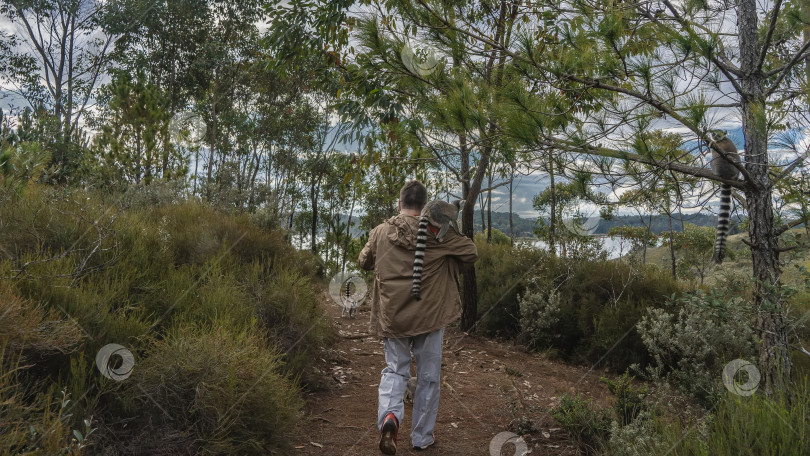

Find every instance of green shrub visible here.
[0,286,93,455]
[473,239,551,337]
[474,228,512,245]
[601,372,649,426]
[636,290,757,405]
[519,288,562,348]
[112,324,303,455]
[247,266,332,382]
[0,184,332,454]
[551,394,613,455]
[0,284,85,360]
[516,258,681,371]
[614,382,810,456]
[0,367,94,456]
[605,409,669,456]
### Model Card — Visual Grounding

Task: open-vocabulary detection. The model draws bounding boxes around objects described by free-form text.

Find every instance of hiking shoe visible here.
[379,413,399,455]
[413,432,435,451]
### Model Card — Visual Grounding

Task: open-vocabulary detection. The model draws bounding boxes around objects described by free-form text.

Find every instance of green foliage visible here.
[601,372,649,426]
[121,324,303,454]
[474,228,512,245]
[473,239,551,337]
[519,288,563,349]
[616,382,810,456]
[91,72,179,188]
[0,184,331,454]
[532,177,610,259]
[0,284,93,454]
[673,223,718,284]
[517,258,682,371]
[606,409,669,456]
[636,290,757,406]
[0,141,53,193]
[551,394,612,455]
[0,371,93,456]
[609,225,657,262]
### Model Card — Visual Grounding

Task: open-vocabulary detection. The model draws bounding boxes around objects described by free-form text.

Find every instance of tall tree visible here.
[494,0,809,394]
[92,72,179,186]
[0,0,114,180]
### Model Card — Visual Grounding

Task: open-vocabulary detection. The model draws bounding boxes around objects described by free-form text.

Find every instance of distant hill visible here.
[338,211,742,238]
[472,211,537,237]
[476,212,743,237]
[595,213,744,236]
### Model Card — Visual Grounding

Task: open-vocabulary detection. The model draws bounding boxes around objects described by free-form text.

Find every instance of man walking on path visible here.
[358,180,478,455]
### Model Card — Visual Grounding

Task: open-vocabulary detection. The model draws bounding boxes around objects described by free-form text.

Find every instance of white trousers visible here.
[377,327,443,448]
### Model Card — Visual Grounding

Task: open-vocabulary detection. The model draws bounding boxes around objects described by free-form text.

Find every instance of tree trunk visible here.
[804,1,810,83]
[548,150,556,256]
[207,85,217,200]
[640,214,649,265]
[460,195,479,332]
[459,133,479,332]
[310,178,318,255]
[509,162,514,246]
[739,0,791,395]
[341,186,357,273]
[486,166,492,243]
[667,211,676,278]
[479,192,486,233]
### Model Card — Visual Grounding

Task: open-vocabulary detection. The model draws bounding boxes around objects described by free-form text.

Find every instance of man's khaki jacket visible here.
[358,213,478,338]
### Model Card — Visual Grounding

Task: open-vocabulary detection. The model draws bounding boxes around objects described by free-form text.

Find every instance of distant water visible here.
[530,236,628,260]
[297,234,631,261]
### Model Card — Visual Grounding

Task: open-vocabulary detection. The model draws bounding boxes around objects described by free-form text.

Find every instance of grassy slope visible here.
[638,228,809,286]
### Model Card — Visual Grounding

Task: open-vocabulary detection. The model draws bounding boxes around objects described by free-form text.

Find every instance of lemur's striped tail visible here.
[713,183,732,263]
[412,216,429,300]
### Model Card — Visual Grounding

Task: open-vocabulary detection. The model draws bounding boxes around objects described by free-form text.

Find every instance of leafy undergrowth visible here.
[0,184,332,455]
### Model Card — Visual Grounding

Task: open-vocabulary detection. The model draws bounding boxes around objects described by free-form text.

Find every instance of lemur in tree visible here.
[709,130,742,263]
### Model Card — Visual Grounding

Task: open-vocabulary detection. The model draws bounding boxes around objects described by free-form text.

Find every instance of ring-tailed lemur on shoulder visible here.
[411,199,463,300]
[709,130,741,264]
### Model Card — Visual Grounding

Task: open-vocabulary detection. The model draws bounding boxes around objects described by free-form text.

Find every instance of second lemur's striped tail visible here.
[412,216,429,300]
[713,183,732,263]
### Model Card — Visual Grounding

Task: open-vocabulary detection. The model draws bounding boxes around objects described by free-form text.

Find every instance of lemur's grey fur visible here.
[411,199,462,300]
[709,130,741,264]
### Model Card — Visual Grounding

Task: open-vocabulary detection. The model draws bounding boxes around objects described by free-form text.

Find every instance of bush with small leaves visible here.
[519,289,562,349]
[636,290,756,405]
[601,372,649,427]
[551,394,613,455]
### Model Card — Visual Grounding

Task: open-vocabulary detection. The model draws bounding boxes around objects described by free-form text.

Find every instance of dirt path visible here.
[292,292,613,456]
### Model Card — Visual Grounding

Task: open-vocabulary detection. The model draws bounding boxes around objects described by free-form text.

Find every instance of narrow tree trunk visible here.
[193,147,199,195]
[341,185,357,273]
[804,1,810,83]
[458,133,479,332]
[509,162,514,246]
[310,178,319,255]
[486,166,492,243]
[739,0,791,395]
[207,86,217,200]
[135,130,142,184]
[667,211,676,278]
[548,150,556,256]
[640,214,648,265]
[479,192,486,233]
